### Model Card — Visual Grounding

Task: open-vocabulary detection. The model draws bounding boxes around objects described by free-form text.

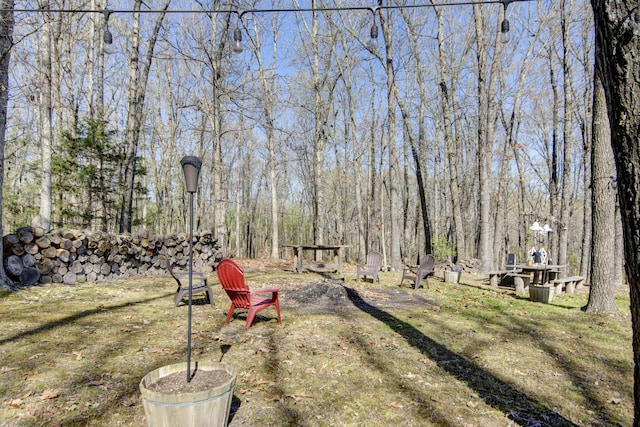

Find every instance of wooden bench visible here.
[551,276,585,295]
[488,269,523,287]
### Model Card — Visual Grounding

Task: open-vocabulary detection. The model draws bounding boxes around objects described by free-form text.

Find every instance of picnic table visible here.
[282,244,348,273]
[506,263,567,285]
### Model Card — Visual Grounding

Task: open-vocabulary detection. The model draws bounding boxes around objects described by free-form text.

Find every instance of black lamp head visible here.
[180,156,202,193]
[103,9,113,45]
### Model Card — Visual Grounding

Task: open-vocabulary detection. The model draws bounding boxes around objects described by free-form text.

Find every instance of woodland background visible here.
[1,0,613,279]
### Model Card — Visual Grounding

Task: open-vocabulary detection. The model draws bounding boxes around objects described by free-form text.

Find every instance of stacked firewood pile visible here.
[435,258,481,275]
[2,227,220,286]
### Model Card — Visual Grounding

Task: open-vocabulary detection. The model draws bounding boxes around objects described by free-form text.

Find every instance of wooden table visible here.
[506,264,567,285]
[283,245,348,273]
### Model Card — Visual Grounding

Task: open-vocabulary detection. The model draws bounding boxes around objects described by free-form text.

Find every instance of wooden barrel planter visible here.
[529,285,554,303]
[140,361,236,427]
[444,270,461,284]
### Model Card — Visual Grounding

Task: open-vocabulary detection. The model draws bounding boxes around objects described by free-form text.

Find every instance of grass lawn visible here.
[0,259,632,426]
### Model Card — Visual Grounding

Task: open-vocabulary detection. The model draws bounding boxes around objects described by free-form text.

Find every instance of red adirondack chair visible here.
[216,258,281,329]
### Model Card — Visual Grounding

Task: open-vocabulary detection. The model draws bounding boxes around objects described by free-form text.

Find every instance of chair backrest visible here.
[418,254,435,275]
[216,258,251,309]
[164,256,181,287]
[366,251,384,268]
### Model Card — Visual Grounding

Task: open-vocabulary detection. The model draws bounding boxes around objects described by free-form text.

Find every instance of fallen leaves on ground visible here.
[286,392,313,401]
[119,395,138,407]
[28,353,46,360]
[5,390,33,407]
[40,389,61,400]
[4,398,24,408]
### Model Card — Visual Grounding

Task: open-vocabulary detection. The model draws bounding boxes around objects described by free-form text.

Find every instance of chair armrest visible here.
[171,271,206,279]
[249,288,279,294]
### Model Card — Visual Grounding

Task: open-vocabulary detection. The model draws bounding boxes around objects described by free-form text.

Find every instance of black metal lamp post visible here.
[180,156,202,383]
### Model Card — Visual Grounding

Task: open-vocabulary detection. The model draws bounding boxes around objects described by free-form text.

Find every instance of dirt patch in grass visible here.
[0,259,633,427]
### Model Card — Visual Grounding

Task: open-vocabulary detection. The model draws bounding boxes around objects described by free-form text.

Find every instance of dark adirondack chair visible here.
[216,258,281,329]
[166,258,214,307]
[400,254,436,289]
[355,251,384,283]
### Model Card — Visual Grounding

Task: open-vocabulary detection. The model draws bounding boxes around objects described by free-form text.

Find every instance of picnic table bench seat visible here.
[551,276,585,295]
[488,269,523,287]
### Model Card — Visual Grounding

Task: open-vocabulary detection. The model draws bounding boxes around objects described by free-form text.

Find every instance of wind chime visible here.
[528,221,553,265]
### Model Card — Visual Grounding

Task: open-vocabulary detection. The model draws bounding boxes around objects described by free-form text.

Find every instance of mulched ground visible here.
[282,279,436,313]
[235,257,438,313]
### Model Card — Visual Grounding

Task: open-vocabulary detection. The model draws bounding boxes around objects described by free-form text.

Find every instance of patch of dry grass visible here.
[0,261,632,426]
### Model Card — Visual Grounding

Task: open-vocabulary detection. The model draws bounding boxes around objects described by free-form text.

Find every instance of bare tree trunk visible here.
[614,203,624,287]
[585,73,617,313]
[473,4,502,271]
[51,1,65,143]
[402,122,411,261]
[251,16,280,258]
[580,124,593,283]
[514,142,528,260]
[311,2,322,248]
[580,96,596,283]
[268,119,278,259]
[473,3,490,269]
[577,13,594,283]
[120,2,143,233]
[547,44,561,263]
[149,60,183,235]
[497,30,540,267]
[399,8,433,256]
[333,37,365,261]
[367,62,377,254]
[120,0,170,233]
[557,0,573,274]
[197,6,228,251]
[433,122,443,239]
[0,0,15,290]
[95,0,107,118]
[34,2,53,232]
[380,6,401,270]
[435,7,465,262]
[87,0,96,119]
[305,2,328,253]
[590,0,640,421]
[351,77,365,262]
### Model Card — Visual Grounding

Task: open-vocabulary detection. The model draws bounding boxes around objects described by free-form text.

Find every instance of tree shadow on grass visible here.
[0,293,173,346]
[343,285,578,427]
